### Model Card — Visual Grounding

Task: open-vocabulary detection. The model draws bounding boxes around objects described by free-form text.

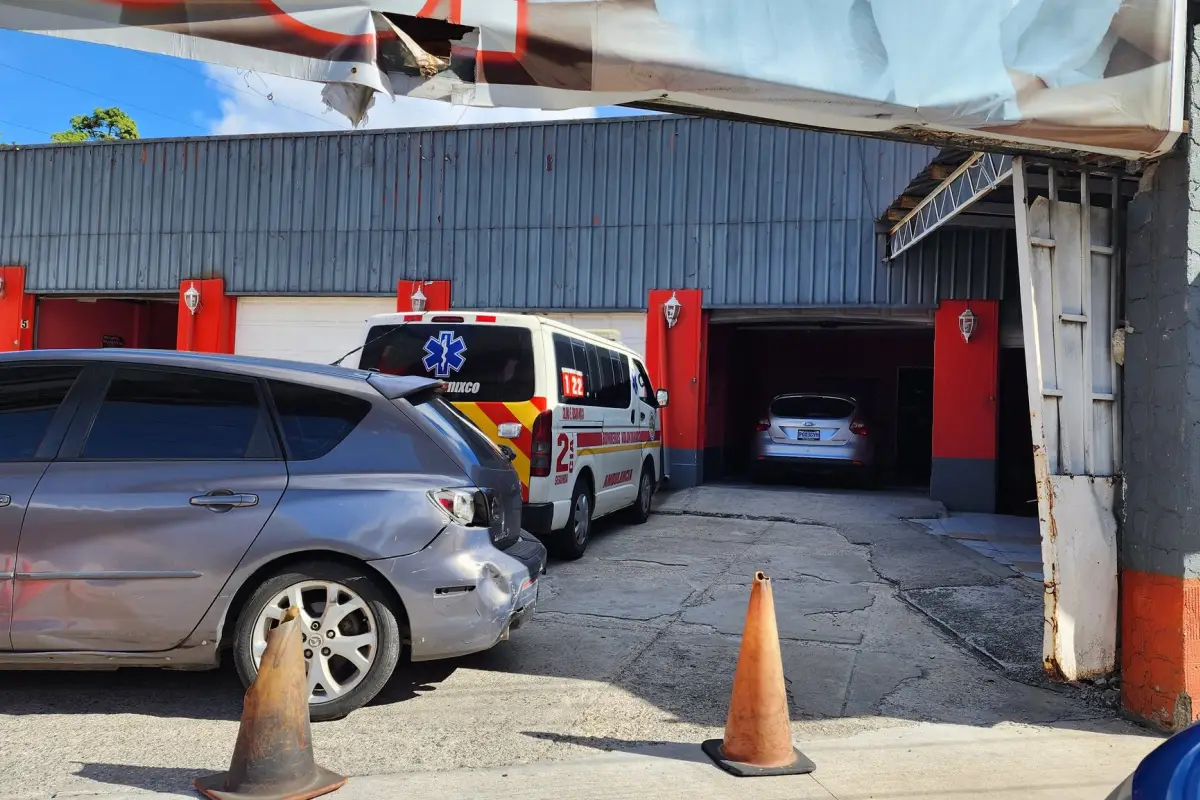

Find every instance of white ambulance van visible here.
[352,312,669,559]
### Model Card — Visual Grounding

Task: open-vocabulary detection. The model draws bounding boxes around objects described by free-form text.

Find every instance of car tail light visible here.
[755,419,770,432]
[428,488,492,527]
[530,409,553,477]
[850,420,868,436]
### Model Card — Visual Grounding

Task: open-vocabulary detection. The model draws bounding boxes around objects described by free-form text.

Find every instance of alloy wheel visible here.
[573,493,591,545]
[252,580,378,705]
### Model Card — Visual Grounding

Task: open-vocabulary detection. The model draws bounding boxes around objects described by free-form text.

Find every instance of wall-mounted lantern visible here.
[663,291,682,329]
[958,308,977,343]
[410,285,428,312]
[183,282,201,316]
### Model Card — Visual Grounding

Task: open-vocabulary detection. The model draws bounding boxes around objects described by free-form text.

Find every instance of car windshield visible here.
[359,324,535,403]
[770,396,856,420]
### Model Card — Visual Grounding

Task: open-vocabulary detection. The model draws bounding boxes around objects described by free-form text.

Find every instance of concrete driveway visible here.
[0,484,1159,800]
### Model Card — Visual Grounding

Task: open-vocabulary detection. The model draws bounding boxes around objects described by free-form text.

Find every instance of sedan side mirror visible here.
[499,445,517,462]
[655,388,670,408]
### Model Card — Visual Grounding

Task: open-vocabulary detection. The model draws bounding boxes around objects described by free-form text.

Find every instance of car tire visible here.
[626,460,655,524]
[232,561,403,722]
[553,477,593,561]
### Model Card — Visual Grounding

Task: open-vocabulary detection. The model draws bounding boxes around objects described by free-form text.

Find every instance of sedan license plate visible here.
[793,428,820,441]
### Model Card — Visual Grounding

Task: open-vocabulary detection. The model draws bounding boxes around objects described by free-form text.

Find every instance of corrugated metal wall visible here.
[0,115,1004,307]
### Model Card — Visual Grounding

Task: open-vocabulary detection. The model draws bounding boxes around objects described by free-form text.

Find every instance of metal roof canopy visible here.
[887,152,1015,259]
[883,152,1143,261]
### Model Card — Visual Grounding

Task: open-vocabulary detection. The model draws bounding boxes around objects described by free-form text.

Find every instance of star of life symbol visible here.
[422,330,468,379]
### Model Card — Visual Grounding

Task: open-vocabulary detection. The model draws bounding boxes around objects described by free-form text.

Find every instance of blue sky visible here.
[0,29,644,145]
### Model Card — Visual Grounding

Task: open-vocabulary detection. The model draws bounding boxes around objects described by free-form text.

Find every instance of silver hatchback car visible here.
[752,393,877,486]
[0,350,546,720]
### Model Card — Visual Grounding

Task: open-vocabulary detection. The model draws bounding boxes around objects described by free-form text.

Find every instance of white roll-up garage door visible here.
[539,313,647,357]
[235,297,397,364]
[235,299,650,365]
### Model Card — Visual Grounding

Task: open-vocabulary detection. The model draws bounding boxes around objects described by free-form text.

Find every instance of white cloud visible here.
[202,65,600,135]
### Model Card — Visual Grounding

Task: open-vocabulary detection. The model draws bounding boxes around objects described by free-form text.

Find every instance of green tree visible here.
[51,107,139,143]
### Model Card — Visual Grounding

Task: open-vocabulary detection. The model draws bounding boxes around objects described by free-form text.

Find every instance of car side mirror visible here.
[499,445,517,462]
[655,388,670,408]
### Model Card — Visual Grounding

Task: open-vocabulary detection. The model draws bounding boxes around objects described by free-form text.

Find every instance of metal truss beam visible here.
[887,151,1014,260]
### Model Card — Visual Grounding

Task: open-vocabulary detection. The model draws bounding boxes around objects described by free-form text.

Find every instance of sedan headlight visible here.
[428,488,495,528]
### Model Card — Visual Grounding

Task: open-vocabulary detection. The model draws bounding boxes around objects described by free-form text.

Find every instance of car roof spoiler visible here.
[366,373,444,403]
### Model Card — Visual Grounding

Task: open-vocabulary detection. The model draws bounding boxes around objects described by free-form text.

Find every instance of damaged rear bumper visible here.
[368,526,547,661]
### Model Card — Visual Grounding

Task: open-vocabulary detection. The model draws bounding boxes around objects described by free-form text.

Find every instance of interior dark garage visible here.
[35,296,178,350]
[703,312,935,488]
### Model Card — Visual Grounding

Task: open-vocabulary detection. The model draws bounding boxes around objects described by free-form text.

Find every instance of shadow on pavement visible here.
[74,762,205,794]
[367,659,457,708]
[522,731,709,765]
[0,664,245,721]
[0,653,458,722]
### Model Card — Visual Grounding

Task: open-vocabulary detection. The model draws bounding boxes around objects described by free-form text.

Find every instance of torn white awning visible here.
[0,0,1188,160]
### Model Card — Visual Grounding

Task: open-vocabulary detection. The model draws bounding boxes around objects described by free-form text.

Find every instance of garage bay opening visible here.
[35,295,179,351]
[704,312,935,490]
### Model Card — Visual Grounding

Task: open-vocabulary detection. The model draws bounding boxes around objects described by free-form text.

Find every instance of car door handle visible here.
[0,495,9,508]
[190,493,258,509]
[630,409,636,424]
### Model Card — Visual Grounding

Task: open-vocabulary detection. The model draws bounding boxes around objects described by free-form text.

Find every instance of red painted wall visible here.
[645,289,705,454]
[177,278,236,354]
[704,317,731,449]
[37,298,177,350]
[397,280,451,312]
[932,300,999,461]
[0,266,34,352]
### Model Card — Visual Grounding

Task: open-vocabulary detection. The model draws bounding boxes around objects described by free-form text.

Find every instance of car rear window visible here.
[268,380,372,461]
[358,324,535,403]
[411,395,510,470]
[0,364,82,461]
[82,367,275,460]
[770,396,856,420]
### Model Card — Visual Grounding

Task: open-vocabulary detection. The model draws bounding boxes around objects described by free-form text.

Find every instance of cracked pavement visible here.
[0,484,1162,800]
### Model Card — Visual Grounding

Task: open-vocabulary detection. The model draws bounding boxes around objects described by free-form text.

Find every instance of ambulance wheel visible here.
[553,477,593,561]
[627,459,655,524]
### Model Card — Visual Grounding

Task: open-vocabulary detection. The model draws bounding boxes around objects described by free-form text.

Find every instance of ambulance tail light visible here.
[530,409,553,478]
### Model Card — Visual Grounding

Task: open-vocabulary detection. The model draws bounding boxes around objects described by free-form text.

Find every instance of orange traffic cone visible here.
[702,571,816,777]
[195,607,347,800]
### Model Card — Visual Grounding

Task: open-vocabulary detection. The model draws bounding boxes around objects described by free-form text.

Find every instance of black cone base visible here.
[702,738,816,778]
[193,764,347,800]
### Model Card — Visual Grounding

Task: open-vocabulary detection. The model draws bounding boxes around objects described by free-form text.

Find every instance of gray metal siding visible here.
[0,115,998,307]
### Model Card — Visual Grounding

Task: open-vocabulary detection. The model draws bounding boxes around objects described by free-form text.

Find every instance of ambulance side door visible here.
[587,341,639,512]
[551,334,599,509]
[631,357,662,482]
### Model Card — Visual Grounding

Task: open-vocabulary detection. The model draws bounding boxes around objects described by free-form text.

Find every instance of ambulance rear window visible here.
[358,324,535,403]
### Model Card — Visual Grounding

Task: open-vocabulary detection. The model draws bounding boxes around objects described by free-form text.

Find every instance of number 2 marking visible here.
[556,433,570,473]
